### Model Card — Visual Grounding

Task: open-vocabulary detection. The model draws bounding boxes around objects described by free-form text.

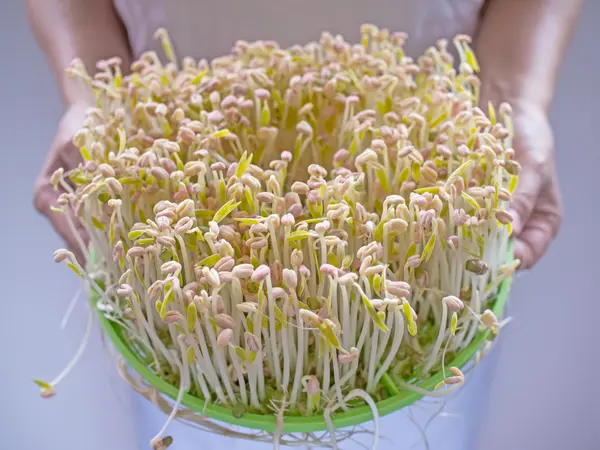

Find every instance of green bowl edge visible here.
[90,245,513,433]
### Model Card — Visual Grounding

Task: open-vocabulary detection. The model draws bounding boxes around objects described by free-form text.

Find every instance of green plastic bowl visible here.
[91,253,512,433]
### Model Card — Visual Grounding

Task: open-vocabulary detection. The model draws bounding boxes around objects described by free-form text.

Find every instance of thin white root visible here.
[50,301,94,387]
[60,287,82,329]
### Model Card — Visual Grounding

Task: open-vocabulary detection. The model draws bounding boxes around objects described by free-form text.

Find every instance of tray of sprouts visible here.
[37,24,520,450]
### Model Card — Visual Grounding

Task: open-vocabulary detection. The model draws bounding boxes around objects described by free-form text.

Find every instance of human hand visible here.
[506,103,563,270]
[33,103,90,264]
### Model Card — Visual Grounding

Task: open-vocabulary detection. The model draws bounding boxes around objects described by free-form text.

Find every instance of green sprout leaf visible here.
[187,302,197,333]
[373,274,382,296]
[211,129,231,139]
[488,101,496,126]
[80,146,92,161]
[397,166,410,186]
[234,346,247,361]
[33,379,52,390]
[403,301,418,336]
[375,167,390,193]
[286,230,314,242]
[128,230,145,240]
[213,199,241,224]
[451,312,458,335]
[374,220,385,242]
[198,254,221,268]
[464,46,480,72]
[421,232,437,263]
[461,192,480,210]
[361,295,389,333]
[234,217,261,226]
[91,217,106,231]
[186,346,195,364]
[411,161,420,183]
[317,321,342,350]
[261,104,271,126]
[117,127,126,153]
[66,262,82,277]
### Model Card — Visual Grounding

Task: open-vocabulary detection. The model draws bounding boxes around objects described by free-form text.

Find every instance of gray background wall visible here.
[1,1,598,449]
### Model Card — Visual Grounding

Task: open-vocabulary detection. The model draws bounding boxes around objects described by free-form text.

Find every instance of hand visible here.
[33,103,90,263]
[507,103,563,270]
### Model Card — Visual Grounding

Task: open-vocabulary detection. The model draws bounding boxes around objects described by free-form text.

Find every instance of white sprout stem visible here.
[281,317,291,390]
[340,286,352,378]
[174,235,193,285]
[330,349,346,411]
[424,300,448,372]
[142,290,177,369]
[202,316,236,403]
[375,307,395,362]
[265,276,282,386]
[372,310,404,388]
[290,314,305,406]
[228,347,248,405]
[322,345,331,394]
[190,362,212,403]
[193,324,227,403]
[366,327,380,393]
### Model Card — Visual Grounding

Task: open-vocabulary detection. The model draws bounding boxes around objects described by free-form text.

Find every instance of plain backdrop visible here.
[1,1,598,449]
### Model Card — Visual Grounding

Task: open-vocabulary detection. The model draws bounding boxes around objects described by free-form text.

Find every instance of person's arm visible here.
[27,0,133,262]
[477,0,582,114]
[475,0,583,269]
[26,0,132,106]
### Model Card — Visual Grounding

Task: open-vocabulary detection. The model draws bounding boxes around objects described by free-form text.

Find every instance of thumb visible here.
[507,167,543,236]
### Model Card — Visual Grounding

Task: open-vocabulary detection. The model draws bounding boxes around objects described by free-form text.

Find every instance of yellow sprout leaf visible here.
[508,174,518,194]
[212,129,231,139]
[286,231,314,242]
[421,233,437,263]
[235,152,253,178]
[461,191,480,210]
[191,69,208,85]
[465,46,480,72]
[186,346,195,364]
[187,302,197,332]
[33,379,52,390]
[80,146,91,161]
[488,101,497,126]
[213,199,241,224]
[91,216,106,231]
[375,167,390,193]
[199,254,221,268]
[411,161,420,183]
[117,127,126,154]
[66,262,82,277]
[361,295,389,333]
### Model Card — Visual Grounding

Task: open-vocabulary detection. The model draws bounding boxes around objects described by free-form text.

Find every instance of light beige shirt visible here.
[114,0,485,61]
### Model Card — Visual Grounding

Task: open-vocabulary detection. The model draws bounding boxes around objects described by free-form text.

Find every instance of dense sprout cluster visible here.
[41,24,519,449]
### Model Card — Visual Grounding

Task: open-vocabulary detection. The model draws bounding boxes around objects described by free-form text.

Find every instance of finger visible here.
[34,182,89,264]
[507,167,543,236]
[512,208,561,271]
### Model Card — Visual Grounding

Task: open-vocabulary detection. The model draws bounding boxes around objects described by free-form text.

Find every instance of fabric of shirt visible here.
[113,0,485,61]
